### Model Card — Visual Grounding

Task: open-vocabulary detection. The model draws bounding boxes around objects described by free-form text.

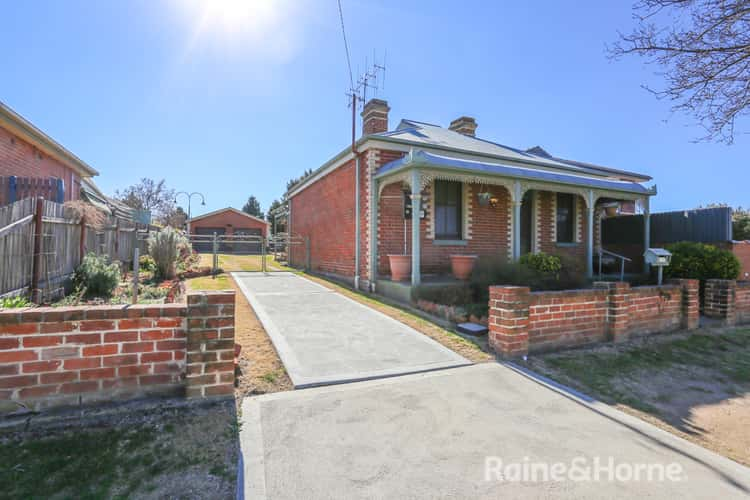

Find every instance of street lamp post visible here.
[175,191,206,227]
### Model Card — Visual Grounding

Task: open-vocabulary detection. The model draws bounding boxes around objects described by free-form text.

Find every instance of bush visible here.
[139,255,157,274]
[74,253,121,299]
[664,241,740,281]
[0,296,31,308]
[412,284,473,306]
[519,252,562,278]
[470,254,587,305]
[148,227,188,280]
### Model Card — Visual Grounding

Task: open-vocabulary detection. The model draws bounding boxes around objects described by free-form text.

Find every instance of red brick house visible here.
[287,98,655,292]
[0,101,98,205]
[187,207,269,253]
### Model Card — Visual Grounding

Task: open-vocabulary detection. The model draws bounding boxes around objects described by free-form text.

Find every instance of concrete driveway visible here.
[240,363,750,499]
[232,272,470,388]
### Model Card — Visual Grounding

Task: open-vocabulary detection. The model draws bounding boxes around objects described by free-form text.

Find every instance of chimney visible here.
[361,98,390,136]
[449,116,477,137]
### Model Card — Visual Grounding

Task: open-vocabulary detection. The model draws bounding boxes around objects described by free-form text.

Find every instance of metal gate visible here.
[187,232,308,274]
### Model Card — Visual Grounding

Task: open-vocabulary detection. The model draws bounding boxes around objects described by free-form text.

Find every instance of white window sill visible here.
[433,239,468,246]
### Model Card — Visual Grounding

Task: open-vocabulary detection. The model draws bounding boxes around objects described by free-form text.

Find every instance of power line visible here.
[337,0,355,91]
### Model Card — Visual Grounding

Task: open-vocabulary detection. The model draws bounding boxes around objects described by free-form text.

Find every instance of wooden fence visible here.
[0,197,144,301]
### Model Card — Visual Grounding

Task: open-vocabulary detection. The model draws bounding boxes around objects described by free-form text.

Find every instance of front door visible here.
[520,190,534,255]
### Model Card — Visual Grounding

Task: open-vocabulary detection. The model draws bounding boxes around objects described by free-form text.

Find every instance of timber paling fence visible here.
[0,197,145,302]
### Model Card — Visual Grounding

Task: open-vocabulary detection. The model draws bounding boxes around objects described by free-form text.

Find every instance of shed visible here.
[187,207,269,253]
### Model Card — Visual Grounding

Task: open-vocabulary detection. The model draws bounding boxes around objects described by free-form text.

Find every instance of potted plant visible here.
[389,194,413,281]
[601,202,619,217]
[388,254,412,281]
[477,192,491,207]
[450,254,478,280]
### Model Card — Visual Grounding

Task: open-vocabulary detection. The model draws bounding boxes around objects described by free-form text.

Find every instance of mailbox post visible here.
[644,248,672,285]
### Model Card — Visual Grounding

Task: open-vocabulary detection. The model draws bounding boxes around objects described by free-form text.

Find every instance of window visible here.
[556,193,576,243]
[434,180,462,240]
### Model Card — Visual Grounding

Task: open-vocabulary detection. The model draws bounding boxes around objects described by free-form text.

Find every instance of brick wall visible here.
[289,157,358,278]
[0,291,235,412]
[489,279,698,357]
[0,125,81,202]
[705,279,750,326]
[527,288,608,352]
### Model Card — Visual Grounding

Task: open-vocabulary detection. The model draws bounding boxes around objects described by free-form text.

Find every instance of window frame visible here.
[433,180,463,240]
[556,193,576,244]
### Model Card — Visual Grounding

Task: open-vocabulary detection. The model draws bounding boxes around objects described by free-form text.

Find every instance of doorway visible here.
[520,190,534,255]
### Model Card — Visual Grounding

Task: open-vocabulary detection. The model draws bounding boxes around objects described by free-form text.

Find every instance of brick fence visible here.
[705,279,750,326]
[488,280,699,357]
[0,290,235,413]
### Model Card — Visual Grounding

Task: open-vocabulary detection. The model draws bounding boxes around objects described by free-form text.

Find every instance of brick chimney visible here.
[361,98,390,136]
[449,116,477,137]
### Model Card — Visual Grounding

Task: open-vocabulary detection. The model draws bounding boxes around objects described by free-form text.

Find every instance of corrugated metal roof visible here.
[375,120,651,181]
[376,150,652,196]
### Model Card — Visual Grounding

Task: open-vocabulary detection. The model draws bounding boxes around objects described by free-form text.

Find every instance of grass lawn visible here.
[0,401,238,499]
[525,327,750,466]
[197,253,289,272]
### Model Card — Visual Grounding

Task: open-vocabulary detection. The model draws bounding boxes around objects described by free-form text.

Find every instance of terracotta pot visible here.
[450,254,478,280]
[388,254,412,281]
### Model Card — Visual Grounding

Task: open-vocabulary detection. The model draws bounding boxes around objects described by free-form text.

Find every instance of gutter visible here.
[376,150,657,197]
[286,133,652,201]
[0,101,99,177]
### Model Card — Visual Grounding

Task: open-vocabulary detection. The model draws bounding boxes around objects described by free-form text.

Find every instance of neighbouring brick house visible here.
[287,98,656,293]
[0,100,98,205]
[187,207,269,253]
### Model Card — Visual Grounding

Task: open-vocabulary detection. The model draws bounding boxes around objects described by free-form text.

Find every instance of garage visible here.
[187,208,269,254]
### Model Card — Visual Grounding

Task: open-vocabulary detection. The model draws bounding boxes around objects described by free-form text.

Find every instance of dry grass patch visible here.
[525,327,750,466]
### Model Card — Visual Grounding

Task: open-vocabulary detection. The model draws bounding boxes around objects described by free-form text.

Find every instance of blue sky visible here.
[1,0,747,215]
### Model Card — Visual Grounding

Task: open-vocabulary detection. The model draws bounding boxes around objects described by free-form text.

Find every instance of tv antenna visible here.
[346,51,387,151]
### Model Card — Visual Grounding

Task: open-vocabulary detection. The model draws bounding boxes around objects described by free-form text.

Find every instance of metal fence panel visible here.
[603,207,733,245]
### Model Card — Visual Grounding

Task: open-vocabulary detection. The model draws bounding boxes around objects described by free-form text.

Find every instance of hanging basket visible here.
[477,192,491,207]
[601,203,619,217]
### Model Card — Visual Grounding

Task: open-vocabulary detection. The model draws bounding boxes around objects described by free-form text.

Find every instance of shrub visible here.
[664,241,740,281]
[74,253,121,299]
[148,227,188,280]
[412,284,473,306]
[470,254,587,305]
[139,255,157,274]
[519,252,562,278]
[0,296,31,308]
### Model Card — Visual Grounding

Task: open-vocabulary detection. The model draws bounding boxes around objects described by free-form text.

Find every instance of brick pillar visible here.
[594,282,631,343]
[185,291,236,398]
[669,279,700,330]
[705,279,737,326]
[488,286,530,358]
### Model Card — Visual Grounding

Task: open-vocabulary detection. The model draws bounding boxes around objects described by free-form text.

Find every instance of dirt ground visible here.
[525,327,750,467]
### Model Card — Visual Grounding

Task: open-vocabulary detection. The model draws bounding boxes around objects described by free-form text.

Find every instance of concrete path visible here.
[240,363,750,499]
[231,272,470,388]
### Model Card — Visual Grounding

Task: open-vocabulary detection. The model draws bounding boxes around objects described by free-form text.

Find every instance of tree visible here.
[164,206,188,229]
[266,199,283,221]
[115,178,175,223]
[242,196,263,217]
[610,0,750,143]
[286,169,313,191]
[699,203,750,240]
[733,207,750,240]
